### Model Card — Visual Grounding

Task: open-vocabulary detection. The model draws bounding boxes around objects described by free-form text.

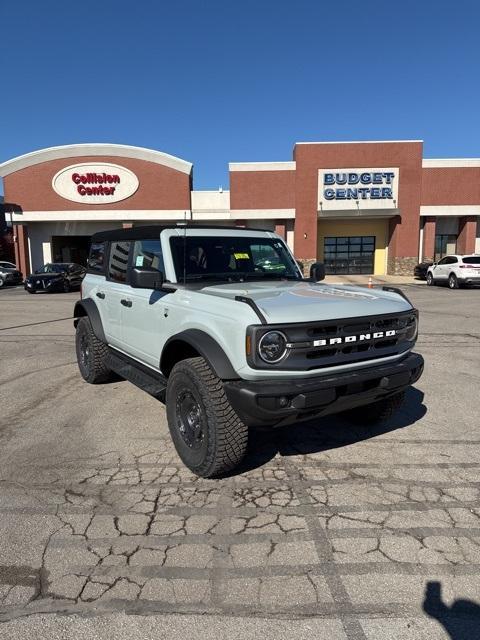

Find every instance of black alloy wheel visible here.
[175,389,205,450]
[166,357,248,477]
[75,316,113,383]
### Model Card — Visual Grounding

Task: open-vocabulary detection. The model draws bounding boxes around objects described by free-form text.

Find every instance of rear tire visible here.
[166,357,248,477]
[75,316,113,383]
[426,272,434,286]
[343,391,406,425]
[448,273,459,289]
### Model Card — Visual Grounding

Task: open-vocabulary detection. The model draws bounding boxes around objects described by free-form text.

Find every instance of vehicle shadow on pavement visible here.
[235,386,426,474]
[422,581,480,639]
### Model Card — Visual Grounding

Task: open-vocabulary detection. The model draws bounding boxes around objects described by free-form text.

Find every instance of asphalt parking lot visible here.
[0,284,479,639]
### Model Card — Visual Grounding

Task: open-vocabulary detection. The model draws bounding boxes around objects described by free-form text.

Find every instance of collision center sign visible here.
[318,167,399,211]
[52,162,139,204]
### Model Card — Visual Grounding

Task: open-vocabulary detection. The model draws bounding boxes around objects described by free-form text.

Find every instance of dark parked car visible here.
[0,262,23,288]
[414,261,433,280]
[24,263,86,293]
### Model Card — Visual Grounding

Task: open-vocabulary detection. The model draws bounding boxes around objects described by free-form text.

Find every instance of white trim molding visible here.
[229,162,296,172]
[0,143,193,177]
[12,210,192,223]
[295,140,423,145]
[228,209,295,219]
[420,205,480,217]
[422,158,480,168]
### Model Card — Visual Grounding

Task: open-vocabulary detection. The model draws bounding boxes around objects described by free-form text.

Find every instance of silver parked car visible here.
[0,261,23,288]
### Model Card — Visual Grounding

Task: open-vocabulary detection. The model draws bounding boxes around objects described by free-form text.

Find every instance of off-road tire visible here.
[426,272,434,286]
[75,316,113,384]
[166,357,248,478]
[448,273,459,289]
[343,390,406,425]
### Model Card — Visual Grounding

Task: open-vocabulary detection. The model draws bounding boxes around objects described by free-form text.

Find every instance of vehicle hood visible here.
[27,273,64,281]
[200,281,412,323]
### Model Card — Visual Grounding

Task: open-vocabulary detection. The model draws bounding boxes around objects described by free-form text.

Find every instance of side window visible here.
[131,239,165,274]
[438,257,448,265]
[108,241,131,283]
[88,242,106,273]
[449,257,458,264]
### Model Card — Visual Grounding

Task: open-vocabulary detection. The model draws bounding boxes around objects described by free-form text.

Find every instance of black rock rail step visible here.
[106,348,167,401]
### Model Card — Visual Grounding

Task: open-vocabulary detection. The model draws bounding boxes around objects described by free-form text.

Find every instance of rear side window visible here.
[87,241,106,273]
[132,239,165,274]
[463,256,480,264]
[108,241,131,282]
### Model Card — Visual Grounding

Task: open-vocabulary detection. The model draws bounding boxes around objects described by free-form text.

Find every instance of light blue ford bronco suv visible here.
[74,225,424,477]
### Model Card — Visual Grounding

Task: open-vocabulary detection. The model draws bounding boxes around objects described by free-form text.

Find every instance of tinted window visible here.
[88,242,106,273]
[108,241,131,282]
[438,257,449,265]
[463,256,480,264]
[132,239,164,274]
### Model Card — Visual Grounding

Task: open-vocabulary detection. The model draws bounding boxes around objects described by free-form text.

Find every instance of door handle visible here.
[121,299,132,308]
[96,291,105,299]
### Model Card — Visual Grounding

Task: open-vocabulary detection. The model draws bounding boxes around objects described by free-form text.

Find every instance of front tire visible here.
[426,272,434,286]
[0,276,5,288]
[448,273,459,289]
[343,391,406,425]
[75,316,113,383]
[166,357,248,477]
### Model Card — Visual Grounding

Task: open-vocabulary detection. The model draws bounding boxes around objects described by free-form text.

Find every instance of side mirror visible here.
[130,267,164,290]
[432,262,437,267]
[310,261,326,282]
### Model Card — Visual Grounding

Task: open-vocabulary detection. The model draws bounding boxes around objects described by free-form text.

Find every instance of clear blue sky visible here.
[1,0,480,191]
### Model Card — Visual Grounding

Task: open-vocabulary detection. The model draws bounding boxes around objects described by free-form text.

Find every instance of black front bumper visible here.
[224,352,424,428]
[25,280,64,292]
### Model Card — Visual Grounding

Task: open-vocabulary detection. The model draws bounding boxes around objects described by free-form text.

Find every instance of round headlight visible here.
[258,331,288,363]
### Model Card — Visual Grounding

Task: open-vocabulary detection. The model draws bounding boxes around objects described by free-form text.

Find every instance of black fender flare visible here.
[160,329,239,380]
[73,299,106,343]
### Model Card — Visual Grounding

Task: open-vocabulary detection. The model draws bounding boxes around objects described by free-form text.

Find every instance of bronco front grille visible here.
[247,310,418,371]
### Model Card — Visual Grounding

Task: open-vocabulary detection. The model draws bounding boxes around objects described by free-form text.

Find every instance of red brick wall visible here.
[4,156,191,211]
[293,142,424,262]
[230,171,295,210]
[422,168,480,204]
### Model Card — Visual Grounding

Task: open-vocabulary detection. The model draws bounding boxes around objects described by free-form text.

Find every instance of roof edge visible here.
[0,143,193,177]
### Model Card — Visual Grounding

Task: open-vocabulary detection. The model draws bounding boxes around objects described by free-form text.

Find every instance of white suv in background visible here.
[426,254,480,289]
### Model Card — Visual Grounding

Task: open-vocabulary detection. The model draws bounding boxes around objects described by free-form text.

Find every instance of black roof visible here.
[91,224,271,242]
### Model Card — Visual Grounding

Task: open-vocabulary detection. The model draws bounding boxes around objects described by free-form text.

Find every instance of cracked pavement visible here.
[0,286,479,639]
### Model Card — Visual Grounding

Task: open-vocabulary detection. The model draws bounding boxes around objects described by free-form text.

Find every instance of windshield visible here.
[170,236,302,282]
[463,256,480,264]
[41,264,69,274]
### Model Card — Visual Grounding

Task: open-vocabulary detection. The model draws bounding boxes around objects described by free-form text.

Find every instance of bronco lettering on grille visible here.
[312,329,396,347]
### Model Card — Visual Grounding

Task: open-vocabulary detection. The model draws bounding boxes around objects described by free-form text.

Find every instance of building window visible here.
[434,234,457,261]
[108,241,131,282]
[324,236,375,275]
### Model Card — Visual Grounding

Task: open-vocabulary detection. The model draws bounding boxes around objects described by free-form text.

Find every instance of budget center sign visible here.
[318,167,399,211]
